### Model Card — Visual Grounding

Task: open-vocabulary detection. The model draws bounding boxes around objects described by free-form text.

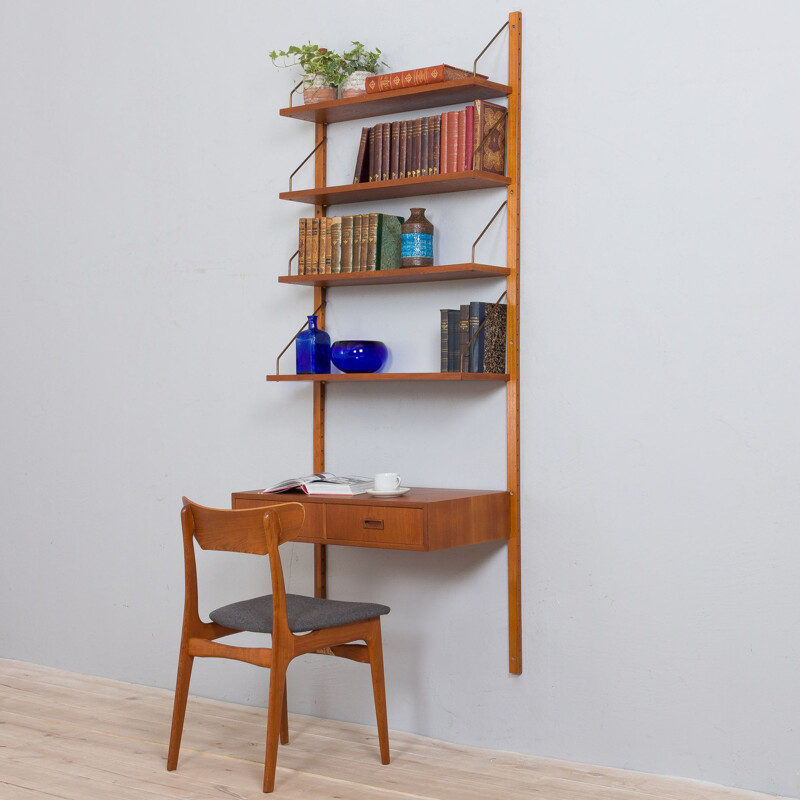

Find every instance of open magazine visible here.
[260,472,373,496]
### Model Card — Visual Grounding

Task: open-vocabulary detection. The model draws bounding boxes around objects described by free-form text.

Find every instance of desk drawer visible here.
[232,497,325,544]
[325,504,424,547]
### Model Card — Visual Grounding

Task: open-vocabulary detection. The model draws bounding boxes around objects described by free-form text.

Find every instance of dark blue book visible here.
[468,301,487,373]
[447,309,461,371]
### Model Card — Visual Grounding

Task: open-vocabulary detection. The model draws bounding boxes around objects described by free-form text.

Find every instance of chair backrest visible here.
[182,499,305,554]
[180,498,306,637]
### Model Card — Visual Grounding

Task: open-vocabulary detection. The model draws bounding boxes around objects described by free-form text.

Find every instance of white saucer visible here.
[366,487,410,497]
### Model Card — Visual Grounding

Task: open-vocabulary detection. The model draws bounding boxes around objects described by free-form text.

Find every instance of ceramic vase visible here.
[401,208,434,267]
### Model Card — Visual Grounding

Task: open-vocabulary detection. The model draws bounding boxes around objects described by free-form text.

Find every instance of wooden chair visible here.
[167,498,390,793]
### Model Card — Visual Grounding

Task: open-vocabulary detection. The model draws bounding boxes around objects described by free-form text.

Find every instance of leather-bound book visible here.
[366,213,379,270]
[409,120,417,176]
[464,105,474,170]
[365,64,488,94]
[473,99,507,175]
[329,217,342,273]
[440,309,450,372]
[420,116,429,176]
[429,115,440,175]
[319,216,328,274]
[390,121,401,180]
[445,110,459,173]
[352,215,362,271]
[368,125,377,182]
[325,218,333,273]
[298,218,307,275]
[447,309,461,372]
[482,303,507,374]
[458,304,470,372]
[381,123,391,180]
[309,218,319,275]
[353,127,370,183]
[468,301,487,373]
[457,109,466,172]
[440,112,449,173]
[340,216,354,273]
[398,120,408,179]
[359,213,370,268]
[413,117,422,177]
[304,217,313,274]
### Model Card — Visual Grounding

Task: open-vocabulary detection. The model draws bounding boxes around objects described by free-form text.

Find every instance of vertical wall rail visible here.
[313,120,328,599]
[506,11,523,674]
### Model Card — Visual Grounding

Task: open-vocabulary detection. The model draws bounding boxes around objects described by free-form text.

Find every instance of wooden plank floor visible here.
[0,659,789,800]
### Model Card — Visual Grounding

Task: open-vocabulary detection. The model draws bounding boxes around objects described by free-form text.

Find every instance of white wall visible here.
[1,1,799,796]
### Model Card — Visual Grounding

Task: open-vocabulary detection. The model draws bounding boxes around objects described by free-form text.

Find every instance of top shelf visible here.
[279,77,511,125]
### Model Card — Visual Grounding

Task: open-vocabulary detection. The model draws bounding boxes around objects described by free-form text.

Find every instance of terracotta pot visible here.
[303,75,337,104]
[340,70,375,99]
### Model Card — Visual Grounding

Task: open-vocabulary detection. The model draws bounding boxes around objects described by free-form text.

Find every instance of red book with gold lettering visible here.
[365,64,488,94]
[464,105,474,170]
[456,109,466,172]
[445,110,459,173]
[440,112,449,174]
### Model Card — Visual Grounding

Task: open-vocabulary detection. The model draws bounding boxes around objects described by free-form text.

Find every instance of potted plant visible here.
[339,41,387,98]
[269,43,342,104]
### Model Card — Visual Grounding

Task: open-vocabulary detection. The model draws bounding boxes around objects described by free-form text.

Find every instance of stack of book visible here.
[352,100,507,183]
[297,213,403,274]
[440,302,507,374]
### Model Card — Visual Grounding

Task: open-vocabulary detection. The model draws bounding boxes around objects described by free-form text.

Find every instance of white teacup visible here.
[374,472,402,492]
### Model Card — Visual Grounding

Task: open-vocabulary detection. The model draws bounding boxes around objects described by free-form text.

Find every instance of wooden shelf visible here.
[280,170,511,206]
[279,77,511,124]
[279,263,509,287]
[267,372,510,383]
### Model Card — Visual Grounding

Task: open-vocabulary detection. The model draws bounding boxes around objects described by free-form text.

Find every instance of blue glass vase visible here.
[296,315,331,374]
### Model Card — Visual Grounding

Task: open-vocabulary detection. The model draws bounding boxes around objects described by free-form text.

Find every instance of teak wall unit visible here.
[263,12,521,674]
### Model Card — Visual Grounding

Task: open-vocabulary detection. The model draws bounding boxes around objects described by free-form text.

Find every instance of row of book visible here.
[352,100,507,184]
[297,213,403,274]
[441,302,507,374]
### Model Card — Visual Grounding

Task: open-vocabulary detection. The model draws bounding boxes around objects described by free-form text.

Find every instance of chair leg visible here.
[263,658,288,793]
[280,681,289,745]
[367,619,390,765]
[167,645,194,771]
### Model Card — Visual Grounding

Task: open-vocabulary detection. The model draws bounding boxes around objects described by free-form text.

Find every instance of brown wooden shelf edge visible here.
[280,170,511,206]
[279,77,511,124]
[279,263,510,287]
[266,372,510,383]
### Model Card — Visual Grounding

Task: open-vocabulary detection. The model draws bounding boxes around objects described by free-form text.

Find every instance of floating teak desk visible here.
[231,488,510,551]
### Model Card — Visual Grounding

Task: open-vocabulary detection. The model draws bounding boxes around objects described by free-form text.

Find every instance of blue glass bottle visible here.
[295,315,331,374]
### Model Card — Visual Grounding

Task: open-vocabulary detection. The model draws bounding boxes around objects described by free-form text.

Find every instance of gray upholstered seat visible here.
[210,593,390,634]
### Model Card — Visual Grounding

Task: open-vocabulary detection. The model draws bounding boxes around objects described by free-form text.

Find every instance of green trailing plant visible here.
[269,42,387,86]
[269,43,344,86]
[339,41,387,76]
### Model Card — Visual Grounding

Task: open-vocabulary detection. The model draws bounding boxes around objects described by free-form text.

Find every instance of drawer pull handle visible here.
[363,519,384,530]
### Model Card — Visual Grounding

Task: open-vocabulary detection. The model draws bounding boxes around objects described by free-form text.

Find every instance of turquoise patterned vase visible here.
[401,207,434,267]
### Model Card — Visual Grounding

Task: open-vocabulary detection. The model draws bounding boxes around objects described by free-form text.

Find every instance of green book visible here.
[374,214,404,270]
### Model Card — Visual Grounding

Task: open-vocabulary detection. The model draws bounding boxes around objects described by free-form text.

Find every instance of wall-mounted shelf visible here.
[266,12,522,674]
[278,263,509,287]
[279,77,511,124]
[280,170,511,207]
[267,372,510,383]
